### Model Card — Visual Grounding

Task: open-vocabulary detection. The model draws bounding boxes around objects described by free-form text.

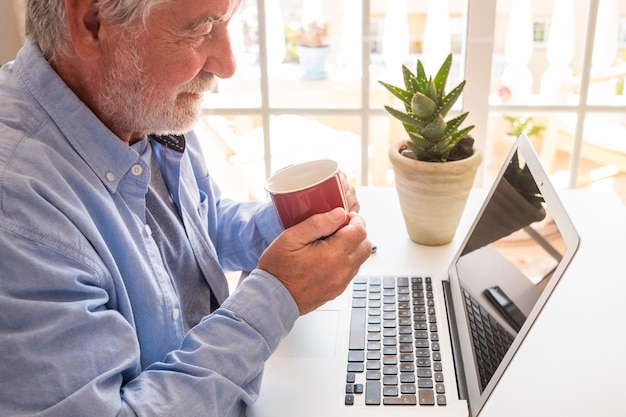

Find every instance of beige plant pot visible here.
[388,140,483,246]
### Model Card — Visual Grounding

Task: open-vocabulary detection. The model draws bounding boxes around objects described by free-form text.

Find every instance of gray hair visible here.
[25,0,169,62]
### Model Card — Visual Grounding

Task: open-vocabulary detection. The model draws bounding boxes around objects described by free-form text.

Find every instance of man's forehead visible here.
[168,0,241,29]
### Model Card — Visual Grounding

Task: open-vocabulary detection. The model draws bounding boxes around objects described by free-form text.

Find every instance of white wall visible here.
[1,0,24,65]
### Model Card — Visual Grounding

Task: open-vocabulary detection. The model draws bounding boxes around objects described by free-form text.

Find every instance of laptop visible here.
[246,133,580,417]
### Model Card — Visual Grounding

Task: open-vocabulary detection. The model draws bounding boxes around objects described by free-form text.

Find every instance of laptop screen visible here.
[453,140,574,397]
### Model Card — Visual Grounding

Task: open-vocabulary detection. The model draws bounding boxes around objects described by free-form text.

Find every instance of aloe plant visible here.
[379,53,475,162]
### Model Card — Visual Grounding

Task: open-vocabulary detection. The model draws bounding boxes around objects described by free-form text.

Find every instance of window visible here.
[202,0,626,203]
[533,20,550,46]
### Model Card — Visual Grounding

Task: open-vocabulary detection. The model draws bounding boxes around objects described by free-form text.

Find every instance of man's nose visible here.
[202,28,237,79]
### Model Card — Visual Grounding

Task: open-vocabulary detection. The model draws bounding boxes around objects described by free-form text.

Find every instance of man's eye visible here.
[192,23,214,39]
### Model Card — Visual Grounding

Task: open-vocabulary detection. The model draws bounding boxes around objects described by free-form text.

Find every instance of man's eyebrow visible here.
[184,14,223,32]
[184,2,240,33]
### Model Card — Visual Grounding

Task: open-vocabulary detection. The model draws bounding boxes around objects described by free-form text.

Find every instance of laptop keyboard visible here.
[345,276,447,407]
[462,289,514,390]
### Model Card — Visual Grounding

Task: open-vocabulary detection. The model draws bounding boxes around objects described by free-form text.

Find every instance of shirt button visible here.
[131,164,143,176]
[105,172,115,182]
[172,309,180,320]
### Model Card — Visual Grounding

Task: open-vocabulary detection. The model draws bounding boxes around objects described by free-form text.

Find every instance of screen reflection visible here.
[456,150,566,391]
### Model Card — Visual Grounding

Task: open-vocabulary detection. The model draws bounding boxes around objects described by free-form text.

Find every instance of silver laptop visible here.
[246,134,580,417]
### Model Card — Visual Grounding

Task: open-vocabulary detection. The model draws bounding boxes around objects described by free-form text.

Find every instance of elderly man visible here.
[0,0,372,415]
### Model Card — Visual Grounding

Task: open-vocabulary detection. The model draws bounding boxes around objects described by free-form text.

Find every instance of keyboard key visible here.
[366,370,381,380]
[415,349,430,358]
[367,351,380,360]
[365,381,381,405]
[415,340,429,348]
[383,365,398,375]
[352,298,367,308]
[437,394,447,406]
[383,328,397,337]
[345,394,355,405]
[382,346,396,355]
[399,353,413,362]
[349,308,366,350]
[383,355,397,365]
[398,371,413,382]
[418,379,434,389]
[418,389,435,405]
[383,395,417,405]
[383,375,398,386]
[401,383,417,394]
[417,369,432,378]
[368,324,381,332]
[399,363,414,373]
[416,359,431,368]
[367,333,381,341]
[347,362,364,372]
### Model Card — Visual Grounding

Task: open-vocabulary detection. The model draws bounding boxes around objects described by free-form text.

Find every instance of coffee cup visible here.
[265,159,348,229]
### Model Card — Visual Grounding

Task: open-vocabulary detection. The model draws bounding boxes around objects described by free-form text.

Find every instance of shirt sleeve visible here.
[122,269,299,417]
[0,227,298,416]
[185,129,283,272]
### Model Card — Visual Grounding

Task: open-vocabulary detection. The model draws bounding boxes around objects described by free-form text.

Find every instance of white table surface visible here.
[357,186,626,417]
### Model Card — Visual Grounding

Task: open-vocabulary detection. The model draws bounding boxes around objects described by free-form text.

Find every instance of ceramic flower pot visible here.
[296,45,330,80]
[388,140,483,246]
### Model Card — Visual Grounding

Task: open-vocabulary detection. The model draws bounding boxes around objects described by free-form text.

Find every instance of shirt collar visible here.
[15,41,143,193]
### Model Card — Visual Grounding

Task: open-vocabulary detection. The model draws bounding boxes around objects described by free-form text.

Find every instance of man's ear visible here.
[65,0,103,59]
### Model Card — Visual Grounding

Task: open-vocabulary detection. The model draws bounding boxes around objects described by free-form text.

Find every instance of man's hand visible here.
[258,207,372,315]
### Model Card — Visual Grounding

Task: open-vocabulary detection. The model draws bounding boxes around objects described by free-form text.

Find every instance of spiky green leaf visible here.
[438,80,465,118]
[383,105,428,130]
[401,65,419,94]
[379,81,413,108]
[441,112,470,138]
[406,132,432,156]
[433,54,453,101]
[449,125,474,143]
[422,115,447,141]
[411,92,437,119]
[415,60,429,93]
[425,78,438,103]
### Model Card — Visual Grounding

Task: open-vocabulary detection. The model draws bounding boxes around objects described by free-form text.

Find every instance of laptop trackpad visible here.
[273,309,339,358]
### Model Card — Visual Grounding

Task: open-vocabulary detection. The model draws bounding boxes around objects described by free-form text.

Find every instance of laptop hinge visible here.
[442,280,469,401]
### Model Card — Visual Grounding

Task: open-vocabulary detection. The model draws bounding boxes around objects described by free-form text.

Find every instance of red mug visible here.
[265,159,348,229]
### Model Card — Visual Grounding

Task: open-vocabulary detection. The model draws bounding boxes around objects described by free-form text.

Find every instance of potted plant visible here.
[503,114,545,139]
[379,53,483,245]
[296,21,330,80]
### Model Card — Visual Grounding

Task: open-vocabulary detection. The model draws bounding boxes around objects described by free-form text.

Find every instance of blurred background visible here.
[4,0,626,204]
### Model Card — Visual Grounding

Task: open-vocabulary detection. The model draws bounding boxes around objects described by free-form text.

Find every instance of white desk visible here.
[357,186,626,417]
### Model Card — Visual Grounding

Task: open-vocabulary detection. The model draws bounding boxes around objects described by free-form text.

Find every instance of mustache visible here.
[181,72,216,95]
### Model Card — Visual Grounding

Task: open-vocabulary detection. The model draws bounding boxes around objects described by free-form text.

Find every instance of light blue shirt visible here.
[0,41,298,416]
